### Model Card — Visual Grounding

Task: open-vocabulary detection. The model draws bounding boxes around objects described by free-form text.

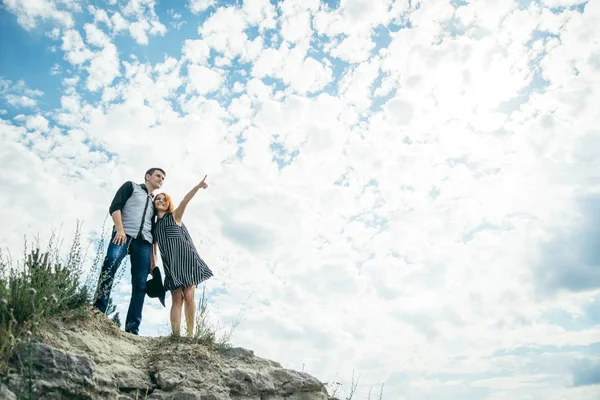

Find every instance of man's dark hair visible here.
[145,167,166,181]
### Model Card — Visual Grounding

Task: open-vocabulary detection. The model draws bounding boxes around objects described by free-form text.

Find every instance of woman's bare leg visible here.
[170,288,183,337]
[183,285,196,337]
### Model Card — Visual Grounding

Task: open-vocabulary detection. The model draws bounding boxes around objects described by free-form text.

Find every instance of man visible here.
[93,167,166,334]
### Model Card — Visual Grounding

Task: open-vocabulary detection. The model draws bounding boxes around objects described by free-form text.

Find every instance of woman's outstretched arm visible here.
[173,175,208,225]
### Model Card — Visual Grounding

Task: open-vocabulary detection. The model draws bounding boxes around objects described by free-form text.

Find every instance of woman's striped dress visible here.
[153,213,213,291]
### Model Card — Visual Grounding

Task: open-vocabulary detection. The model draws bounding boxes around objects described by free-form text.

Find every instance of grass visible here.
[191,284,248,350]
[0,224,93,371]
[325,370,386,400]
[160,284,248,351]
[0,222,96,398]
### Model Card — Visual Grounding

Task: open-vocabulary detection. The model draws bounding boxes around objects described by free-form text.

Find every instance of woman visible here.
[152,175,213,337]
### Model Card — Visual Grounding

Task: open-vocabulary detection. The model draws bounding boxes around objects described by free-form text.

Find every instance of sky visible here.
[0,0,599,399]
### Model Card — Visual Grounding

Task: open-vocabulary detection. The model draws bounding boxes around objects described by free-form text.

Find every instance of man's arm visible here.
[109,181,134,214]
[173,175,208,225]
[109,181,134,245]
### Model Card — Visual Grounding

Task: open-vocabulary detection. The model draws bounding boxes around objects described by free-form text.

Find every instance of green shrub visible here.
[0,223,94,374]
[163,285,248,350]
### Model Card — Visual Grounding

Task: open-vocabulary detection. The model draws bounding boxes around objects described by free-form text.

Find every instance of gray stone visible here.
[183,369,206,386]
[225,368,276,395]
[270,369,325,392]
[94,369,115,388]
[219,347,282,369]
[219,347,254,359]
[286,393,329,400]
[33,376,97,399]
[147,390,171,400]
[15,342,53,368]
[155,368,184,390]
[0,383,16,400]
[16,342,95,380]
[172,391,201,400]
[114,365,153,391]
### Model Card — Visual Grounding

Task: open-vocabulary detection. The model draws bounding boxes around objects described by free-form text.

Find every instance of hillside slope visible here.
[1,309,332,400]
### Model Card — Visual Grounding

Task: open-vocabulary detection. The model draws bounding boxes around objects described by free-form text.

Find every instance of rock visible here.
[10,342,97,398]
[93,370,115,388]
[15,342,94,380]
[270,369,325,392]
[219,347,255,359]
[148,391,222,400]
[5,311,333,400]
[172,392,201,400]
[0,383,16,400]
[112,364,153,391]
[220,347,282,369]
[155,368,184,390]
[147,390,170,400]
[225,368,277,396]
[286,393,329,400]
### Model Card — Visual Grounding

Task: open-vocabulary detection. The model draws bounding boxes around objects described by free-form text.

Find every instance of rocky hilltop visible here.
[1,309,332,400]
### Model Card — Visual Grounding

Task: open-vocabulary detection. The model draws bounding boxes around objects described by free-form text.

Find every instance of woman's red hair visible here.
[155,192,175,214]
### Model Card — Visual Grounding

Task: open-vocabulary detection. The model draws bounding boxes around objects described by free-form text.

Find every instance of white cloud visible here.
[337,56,380,109]
[1,79,45,108]
[228,94,253,120]
[186,65,223,95]
[128,20,151,45]
[329,33,375,63]
[252,43,333,94]
[61,29,94,65]
[5,95,37,108]
[3,0,76,30]
[542,0,587,7]
[280,10,312,44]
[189,0,215,14]
[122,0,166,45]
[85,42,120,92]
[167,8,185,30]
[46,27,61,40]
[182,39,211,65]
[24,115,50,131]
[50,63,62,75]
[232,82,245,93]
[88,5,112,29]
[0,119,111,268]
[63,76,79,87]
[241,0,277,31]
[214,56,231,67]
[199,6,263,62]
[167,9,181,20]
[84,23,110,47]
[314,0,393,38]
[60,24,121,92]
[110,12,129,33]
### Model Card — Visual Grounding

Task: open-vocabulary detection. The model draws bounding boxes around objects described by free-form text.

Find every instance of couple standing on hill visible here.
[92,168,213,336]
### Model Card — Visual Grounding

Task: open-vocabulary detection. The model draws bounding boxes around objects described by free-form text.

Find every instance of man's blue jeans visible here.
[93,230,151,334]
